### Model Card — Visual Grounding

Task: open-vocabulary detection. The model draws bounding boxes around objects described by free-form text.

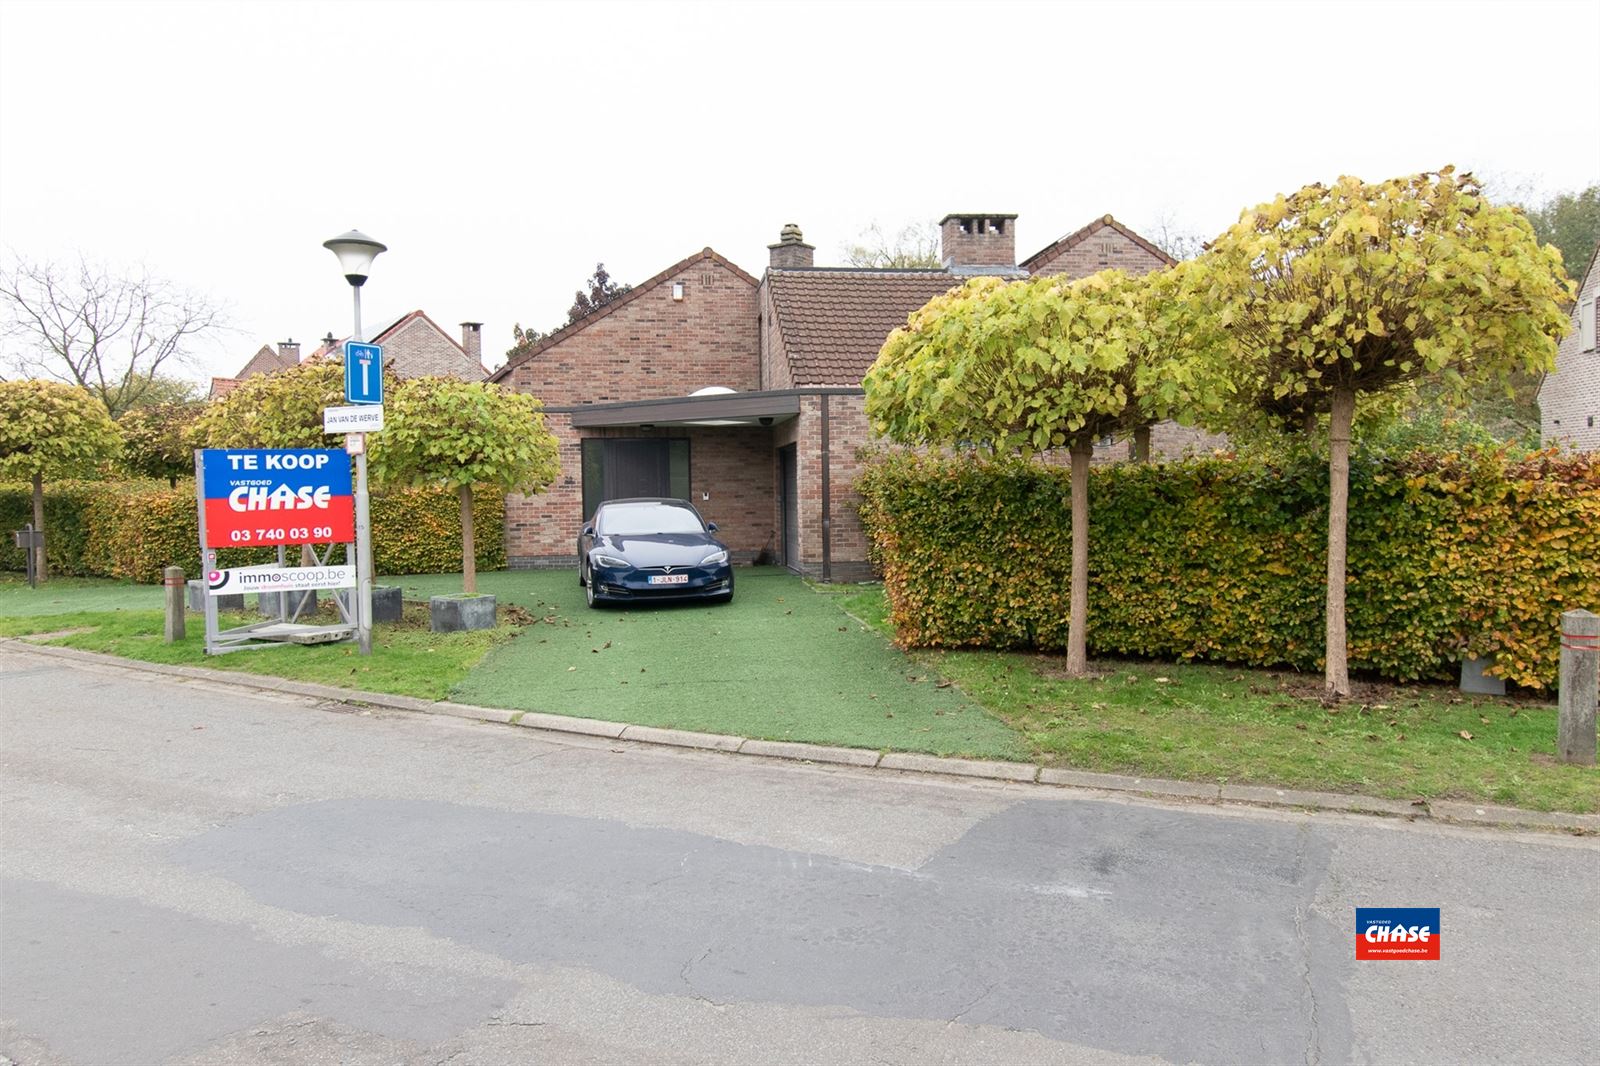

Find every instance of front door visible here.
[779,444,798,571]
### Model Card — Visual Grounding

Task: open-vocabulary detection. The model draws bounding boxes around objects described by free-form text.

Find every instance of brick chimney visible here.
[939,213,1020,274]
[460,322,482,363]
[277,339,300,366]
[768,223,814,269]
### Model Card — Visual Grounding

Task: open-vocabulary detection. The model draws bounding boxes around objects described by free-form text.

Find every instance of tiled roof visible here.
[766,270,963,386]
[208,376,241,399]
[1020,214,1176,273]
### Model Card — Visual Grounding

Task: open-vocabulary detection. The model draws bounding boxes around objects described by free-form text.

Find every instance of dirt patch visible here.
[20,627,95,641]
[502,604,538,627]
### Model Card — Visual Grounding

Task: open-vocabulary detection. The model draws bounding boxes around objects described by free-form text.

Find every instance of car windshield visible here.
[599,502,705,536]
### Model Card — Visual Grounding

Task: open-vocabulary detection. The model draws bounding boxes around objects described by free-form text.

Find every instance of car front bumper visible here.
[590,565,733,601]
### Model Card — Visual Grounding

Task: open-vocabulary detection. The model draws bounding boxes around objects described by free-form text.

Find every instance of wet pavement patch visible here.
[172,796,1352,1062]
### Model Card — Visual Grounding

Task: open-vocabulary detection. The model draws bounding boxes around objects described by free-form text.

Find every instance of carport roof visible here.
[560,387,860,428]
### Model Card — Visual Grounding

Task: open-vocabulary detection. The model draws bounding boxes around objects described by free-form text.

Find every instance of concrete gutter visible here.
[8,638,1597,835]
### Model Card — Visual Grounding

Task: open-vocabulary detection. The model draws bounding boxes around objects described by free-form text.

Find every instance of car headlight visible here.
[700,549,729,566]
[592,553,629,569]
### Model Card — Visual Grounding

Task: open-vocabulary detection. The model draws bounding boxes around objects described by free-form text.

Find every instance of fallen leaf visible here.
[567,666,577,672]
[1479,716,1490,725]
[1509,708,1519,717]
[1154,677,1173,685]
[1458,730,1474,740]
[936,680,953,689]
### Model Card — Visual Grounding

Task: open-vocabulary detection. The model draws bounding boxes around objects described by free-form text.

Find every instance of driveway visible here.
[3,644,1597,1064]
[395,567,1025,758]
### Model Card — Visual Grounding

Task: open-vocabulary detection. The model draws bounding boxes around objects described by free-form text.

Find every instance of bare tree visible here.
[1139,210,1211,262]
[0,254,226,417]
[842,221,942,269]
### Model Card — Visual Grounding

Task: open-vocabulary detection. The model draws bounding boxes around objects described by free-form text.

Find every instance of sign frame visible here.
[194,449,359,655]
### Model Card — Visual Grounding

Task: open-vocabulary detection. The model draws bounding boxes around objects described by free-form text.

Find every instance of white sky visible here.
[2,0,1598,385]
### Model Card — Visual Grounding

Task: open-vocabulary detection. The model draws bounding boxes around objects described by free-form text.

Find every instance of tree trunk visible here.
[1302,410,1319,435]
[1324,386,1356,700]
[31,472,46,584]
[460,483,476,596]
[1133,425,1152,463]
[1067,440,1092,676]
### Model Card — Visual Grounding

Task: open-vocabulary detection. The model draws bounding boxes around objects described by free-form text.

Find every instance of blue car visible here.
[579,498,735,608]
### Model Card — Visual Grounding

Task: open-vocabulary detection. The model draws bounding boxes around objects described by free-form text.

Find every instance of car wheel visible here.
[585,574,598,608]
[579,563,587,588]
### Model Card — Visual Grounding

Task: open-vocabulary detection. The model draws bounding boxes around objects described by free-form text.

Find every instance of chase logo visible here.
[1356,907,1440,960]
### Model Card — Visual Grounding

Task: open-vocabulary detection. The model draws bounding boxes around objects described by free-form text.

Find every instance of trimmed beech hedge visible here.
[857,448,1600,689]
[0,480,505,584]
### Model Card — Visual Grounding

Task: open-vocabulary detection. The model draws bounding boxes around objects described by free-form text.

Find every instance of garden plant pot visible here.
[372,585,404,624]
[430,594,496,632]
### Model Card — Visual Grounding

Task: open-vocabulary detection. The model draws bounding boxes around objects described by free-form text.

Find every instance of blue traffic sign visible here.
[344,342,383,405]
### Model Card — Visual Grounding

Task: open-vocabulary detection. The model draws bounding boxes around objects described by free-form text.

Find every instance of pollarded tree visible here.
[189,357,343,450]
[0,380,121,581]
[864,269,1219,675]
[120,401,205,487]
[1195,168,1572,699]
[369,377,559,594]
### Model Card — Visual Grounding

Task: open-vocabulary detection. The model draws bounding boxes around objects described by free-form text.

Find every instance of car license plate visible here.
[648,574,689,585]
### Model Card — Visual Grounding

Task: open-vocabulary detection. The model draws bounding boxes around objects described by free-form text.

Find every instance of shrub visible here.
[1,480,506,584]
[857,447,1600,689]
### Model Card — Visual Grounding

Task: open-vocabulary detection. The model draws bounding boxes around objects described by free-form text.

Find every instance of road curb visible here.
[6,637,1597,835]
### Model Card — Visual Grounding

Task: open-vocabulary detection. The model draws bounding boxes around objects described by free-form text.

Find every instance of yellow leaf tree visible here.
[864,269,1219,675]
[1194,168,1573,698]
[0,380,122,581]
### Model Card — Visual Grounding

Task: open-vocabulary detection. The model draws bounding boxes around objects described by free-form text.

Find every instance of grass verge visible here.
[842,586,1598,813]
[0,596,510,701]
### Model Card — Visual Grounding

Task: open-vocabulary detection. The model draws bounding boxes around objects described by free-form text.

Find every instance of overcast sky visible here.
[2,0,1597,385]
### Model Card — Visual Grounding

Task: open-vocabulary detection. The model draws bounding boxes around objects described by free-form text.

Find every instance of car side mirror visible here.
[582,525,595,537]
[706,522,718,533]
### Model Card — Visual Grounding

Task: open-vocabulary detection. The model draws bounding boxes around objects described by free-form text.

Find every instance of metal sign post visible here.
[343,336,383,657]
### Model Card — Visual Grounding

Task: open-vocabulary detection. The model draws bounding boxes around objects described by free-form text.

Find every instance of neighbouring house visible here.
[491,212,1220,580]
[209,311,488,400]
[1540,243,1599,452]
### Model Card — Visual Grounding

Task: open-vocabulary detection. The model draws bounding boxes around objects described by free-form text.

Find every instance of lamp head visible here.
[323,229,387,286]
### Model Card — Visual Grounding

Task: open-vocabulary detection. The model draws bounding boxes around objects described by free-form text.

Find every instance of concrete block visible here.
[372,585,404,624]
[1220,784,1417,816]
[432,701,517,724]
[1429,800,1600,832]
[515,712,629,739]
[429,594,496,632]
[257,589,317,618]
[1459,654,1507,696]
[739,738,882,767]
[618,725,744,751]
[188,580,242,613]
[1038,768,1220,800]
[879,752,1038,782]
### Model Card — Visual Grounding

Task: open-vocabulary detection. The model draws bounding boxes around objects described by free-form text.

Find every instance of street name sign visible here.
[344,341,383,405]
[198,448,354,548]
[324,404,384,433]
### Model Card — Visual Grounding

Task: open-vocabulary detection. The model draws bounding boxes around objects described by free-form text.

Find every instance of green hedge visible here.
[1,480,505,584]
[857,448,1600,689]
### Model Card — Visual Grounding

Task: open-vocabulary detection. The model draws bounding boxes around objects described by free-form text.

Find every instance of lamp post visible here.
[323,228,386,656]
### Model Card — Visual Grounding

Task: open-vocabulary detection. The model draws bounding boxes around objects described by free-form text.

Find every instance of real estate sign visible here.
[199,448,355,548]
[207,562,356,596]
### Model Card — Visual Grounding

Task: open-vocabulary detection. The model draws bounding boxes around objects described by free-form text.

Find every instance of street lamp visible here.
[323,228,386,656]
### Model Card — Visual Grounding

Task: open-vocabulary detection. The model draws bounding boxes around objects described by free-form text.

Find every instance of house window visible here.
[581,438,691,519]
[1580,296,1596,352]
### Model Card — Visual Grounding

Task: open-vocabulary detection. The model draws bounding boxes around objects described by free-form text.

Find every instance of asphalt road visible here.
[2,644,1597,1065]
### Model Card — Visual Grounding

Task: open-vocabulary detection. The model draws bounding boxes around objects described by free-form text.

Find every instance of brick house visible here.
[209,311,487,399]
[491,212,1217,579]
[1539,243,1599,452]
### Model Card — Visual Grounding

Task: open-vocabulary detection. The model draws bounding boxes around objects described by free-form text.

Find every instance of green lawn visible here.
[841,586,1600,813]
[395,568,1027,759]
[0,575,509,700]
